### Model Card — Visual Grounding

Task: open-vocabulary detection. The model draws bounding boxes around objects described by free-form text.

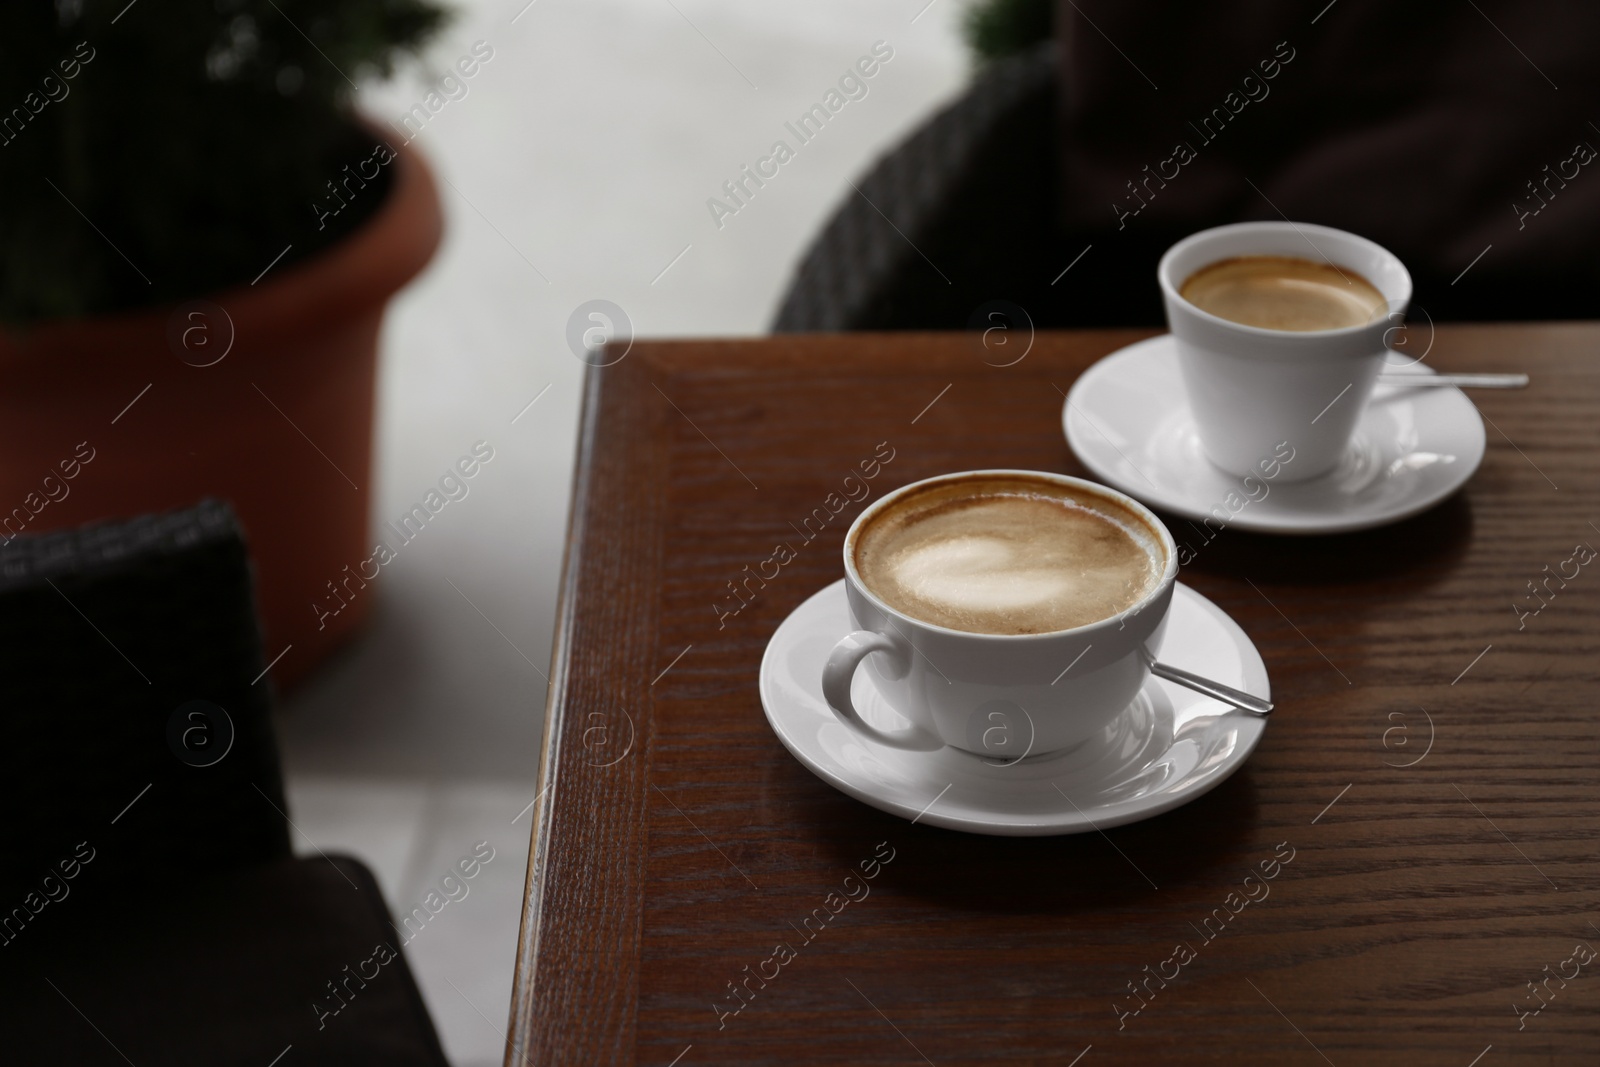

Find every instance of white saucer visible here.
[758,579,1269,836]
[1062,334,1486,534]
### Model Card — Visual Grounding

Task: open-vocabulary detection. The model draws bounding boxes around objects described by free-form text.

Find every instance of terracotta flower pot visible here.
[0,129,442,690]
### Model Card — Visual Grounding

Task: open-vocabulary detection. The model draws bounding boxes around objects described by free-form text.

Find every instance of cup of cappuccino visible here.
[1158,221,1412,482]
[823,470,1178,759]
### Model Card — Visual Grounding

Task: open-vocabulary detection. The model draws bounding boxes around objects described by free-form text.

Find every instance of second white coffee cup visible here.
[1158,221,1412,483]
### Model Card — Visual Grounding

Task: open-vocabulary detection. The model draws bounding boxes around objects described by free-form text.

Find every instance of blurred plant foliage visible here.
[963,0,1053,62]
[0,0,447,326]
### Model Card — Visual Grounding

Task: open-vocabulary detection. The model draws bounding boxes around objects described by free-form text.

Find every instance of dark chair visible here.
[777,2,1600,332]
[0,501,448,1066]
[773,43,1069,333]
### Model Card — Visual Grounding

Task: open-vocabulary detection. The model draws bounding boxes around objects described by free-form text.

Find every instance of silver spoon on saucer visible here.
[1378,372,1528,389]
[1149,661,1273,716]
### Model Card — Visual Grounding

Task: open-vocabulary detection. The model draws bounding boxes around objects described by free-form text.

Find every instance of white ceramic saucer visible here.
[1062,334,1486,534]
[758,579,1268,836]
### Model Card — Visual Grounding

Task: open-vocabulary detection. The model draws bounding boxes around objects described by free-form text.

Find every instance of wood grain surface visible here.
[508,326,1600,1066]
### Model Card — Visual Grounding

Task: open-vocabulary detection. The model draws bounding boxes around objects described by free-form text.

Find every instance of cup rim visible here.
[842,469,1179,642]
[1157,220,1413,341]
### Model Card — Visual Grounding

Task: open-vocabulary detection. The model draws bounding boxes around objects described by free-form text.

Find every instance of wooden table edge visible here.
[507,363,604,1066]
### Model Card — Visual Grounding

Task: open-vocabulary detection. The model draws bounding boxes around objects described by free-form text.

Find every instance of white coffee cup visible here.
[1158,221,1412,483]
[822,470,1178,758]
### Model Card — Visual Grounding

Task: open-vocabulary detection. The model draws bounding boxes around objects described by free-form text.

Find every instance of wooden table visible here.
[509,326,1599,1066]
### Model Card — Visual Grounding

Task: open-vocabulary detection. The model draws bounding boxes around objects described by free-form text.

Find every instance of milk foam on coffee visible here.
[1180,255,1387,331]
[853,476,1161,635]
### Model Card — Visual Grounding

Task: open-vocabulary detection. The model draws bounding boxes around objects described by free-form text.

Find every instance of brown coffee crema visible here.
[1180,255,1387,332]
[852,476,1162,635]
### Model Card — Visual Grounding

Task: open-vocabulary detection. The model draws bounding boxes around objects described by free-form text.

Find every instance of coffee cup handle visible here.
[822,630,944,751]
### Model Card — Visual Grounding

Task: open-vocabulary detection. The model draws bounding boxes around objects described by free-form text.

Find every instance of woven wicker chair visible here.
[773,43,1152,332]
[777,26,1600,331]
[0,501,448,1067]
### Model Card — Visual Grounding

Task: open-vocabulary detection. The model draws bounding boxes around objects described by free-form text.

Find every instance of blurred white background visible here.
[277,1,970,1062]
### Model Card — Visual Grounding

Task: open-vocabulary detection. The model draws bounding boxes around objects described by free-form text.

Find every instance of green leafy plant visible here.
[963,0,1053,62]
[0,0,448,325]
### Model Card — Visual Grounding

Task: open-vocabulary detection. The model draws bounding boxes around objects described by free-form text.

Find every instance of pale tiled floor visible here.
[276,2,969,1063]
